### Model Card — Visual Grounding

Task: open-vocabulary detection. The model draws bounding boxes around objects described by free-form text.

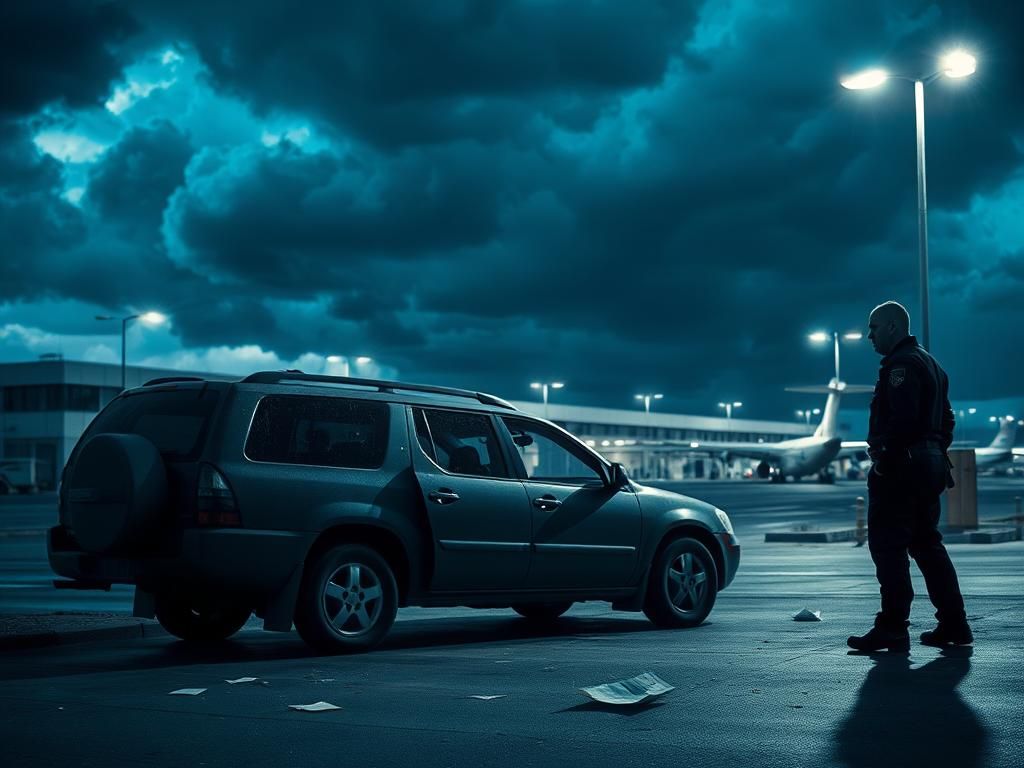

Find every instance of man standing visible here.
[847,301,972,652]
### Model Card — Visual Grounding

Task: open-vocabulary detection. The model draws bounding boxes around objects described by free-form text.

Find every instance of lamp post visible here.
[841,49,977,352]
[530,381,564,419]
[326,355,372,378]
[796,407,822,427]
[809,330,863,383]
[95,311,167,391]
[635,393,664,421]
[717,401,742,425]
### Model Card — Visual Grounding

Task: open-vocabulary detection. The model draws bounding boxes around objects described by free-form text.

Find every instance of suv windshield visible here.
[78,387,221,461]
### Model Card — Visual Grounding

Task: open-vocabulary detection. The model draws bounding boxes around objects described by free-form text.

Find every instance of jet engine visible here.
[756,461,772,479]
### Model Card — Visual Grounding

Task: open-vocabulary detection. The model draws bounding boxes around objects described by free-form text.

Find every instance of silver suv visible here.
[49,371,740,653]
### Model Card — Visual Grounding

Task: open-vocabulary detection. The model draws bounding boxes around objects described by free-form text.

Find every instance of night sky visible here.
[2,1,1022,425]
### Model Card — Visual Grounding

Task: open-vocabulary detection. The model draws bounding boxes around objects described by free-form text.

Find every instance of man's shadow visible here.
[833,648,990,768]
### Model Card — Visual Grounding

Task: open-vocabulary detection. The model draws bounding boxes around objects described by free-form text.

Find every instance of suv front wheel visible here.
[643,537,718,629]
[154,593,251,642]
[294,543,398,654]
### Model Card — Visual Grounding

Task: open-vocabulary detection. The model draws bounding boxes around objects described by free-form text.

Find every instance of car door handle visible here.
[532,495,562,510]
[429,489,461,504]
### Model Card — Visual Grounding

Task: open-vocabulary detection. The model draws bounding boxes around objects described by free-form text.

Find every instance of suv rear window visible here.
[81,388,221,461]
[245,395,389,469]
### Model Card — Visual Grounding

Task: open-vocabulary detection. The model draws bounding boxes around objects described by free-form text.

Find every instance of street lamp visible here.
[95,311,167,391]
[796,407,822,427]
[530,381,564,419]
[635,393,664,419]
[809,330,862,383]
[326,355,372,378]
[841,48,977,352]
[718,401,743,425]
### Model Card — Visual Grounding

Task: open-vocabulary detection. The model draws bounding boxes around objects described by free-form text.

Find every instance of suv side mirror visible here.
[608,462,629,488]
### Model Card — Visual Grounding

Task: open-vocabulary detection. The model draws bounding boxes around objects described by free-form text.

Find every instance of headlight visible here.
[714,508,734,534]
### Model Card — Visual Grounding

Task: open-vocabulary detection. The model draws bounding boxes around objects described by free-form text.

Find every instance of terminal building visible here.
[0,359,811,490]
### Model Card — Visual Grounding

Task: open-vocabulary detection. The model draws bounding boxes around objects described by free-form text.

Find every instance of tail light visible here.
[196,464,241,527]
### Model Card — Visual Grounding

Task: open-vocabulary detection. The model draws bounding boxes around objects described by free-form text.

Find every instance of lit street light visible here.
[841,48,977,352]
[796,407,822,427]
[635,393,664,422]
[718,401,743,424]
[326,355,373,378]
[530,381,564,419]
[95,311,167,391]
[809,330,863,383]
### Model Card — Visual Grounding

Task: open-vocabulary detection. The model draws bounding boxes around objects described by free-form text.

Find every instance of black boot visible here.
[847,624,910,652]
[920,623,973,647]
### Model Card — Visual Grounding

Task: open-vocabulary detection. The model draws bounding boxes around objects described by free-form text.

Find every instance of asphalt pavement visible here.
[1,480,1022,766]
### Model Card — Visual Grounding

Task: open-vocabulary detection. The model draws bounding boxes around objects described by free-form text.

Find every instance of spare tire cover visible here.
[66,433,168,554]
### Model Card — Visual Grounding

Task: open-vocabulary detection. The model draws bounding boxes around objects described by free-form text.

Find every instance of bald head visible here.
[868,301,911,355]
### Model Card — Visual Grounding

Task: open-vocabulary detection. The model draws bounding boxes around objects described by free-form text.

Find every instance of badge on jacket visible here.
[889,367,906,387]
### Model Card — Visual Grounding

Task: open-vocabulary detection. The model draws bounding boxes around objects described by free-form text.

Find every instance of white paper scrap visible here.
[169,688,207,696]
[468,695,507,701]
[288,701,342,712]
[580,673,674,706]
[793,609,822,622]
[225,677,260,684]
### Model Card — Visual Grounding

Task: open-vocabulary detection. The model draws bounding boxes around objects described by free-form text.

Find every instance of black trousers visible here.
[867,451,967,629]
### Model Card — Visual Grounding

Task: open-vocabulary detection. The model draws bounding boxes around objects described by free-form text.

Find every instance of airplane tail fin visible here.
[988,418,1018,450]
[785,379,874,440]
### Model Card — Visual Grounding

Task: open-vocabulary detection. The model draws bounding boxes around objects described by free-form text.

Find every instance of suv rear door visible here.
[408,407,532,591]
[498,416,641,589]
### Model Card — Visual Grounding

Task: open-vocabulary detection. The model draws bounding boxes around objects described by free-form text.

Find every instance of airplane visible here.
[970,417,1019,471]
[649,378,873,483]
[840,415,1022,476]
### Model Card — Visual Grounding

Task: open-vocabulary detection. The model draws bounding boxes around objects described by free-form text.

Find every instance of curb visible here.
[0,529,47,538]
[943,527,1021,545]
[0,620,168,651]
[765,529,859,543]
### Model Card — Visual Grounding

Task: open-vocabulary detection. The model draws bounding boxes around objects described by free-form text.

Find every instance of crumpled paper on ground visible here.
[580,672,674,705]
[793,608,822,622]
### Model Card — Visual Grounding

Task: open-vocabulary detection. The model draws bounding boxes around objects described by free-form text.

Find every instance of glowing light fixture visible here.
[840,68,889,90]
[941,49,977,79]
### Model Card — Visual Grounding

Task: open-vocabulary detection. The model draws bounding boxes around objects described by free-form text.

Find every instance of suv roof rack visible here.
[240,370,518,411]
[143,376,206,386]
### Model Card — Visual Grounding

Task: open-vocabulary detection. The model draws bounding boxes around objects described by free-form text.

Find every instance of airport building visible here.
[0,359,811,490]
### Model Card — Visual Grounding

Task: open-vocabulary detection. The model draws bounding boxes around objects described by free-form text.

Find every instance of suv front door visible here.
[499,417,641,589]
[408,407,531,592]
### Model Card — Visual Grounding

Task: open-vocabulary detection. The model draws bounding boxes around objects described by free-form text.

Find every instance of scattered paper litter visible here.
[793,608,822,622]
[468,695,506,701]
[580,672,674,706]
[225,677,260,684]
[169,688,207,696]
[288,701,342,712]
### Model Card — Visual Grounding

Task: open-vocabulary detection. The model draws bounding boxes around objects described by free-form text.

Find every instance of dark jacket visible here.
[867,336,955,464]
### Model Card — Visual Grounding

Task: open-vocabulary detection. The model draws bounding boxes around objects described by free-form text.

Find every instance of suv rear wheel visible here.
[512,602,573,621]
[643,537,718,629]
[155,593,251,642]
[294,543,398,654]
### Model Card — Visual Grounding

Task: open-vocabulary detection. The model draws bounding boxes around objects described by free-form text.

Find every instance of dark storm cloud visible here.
[2,1,1023,415]
[1,1,138,117]
[0,123,86,300]
[131,1,703,147]
[87,121,192,234]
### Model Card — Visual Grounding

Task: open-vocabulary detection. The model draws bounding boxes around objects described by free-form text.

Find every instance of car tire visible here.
[643,537,718,629]
[155,593,251,642]
[294,543,398,654]
[511,602,573,621]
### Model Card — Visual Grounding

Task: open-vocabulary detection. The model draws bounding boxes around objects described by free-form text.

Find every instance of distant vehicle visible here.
[0,458,42,494]
[49,371,740,653]
[653,378,873,483]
